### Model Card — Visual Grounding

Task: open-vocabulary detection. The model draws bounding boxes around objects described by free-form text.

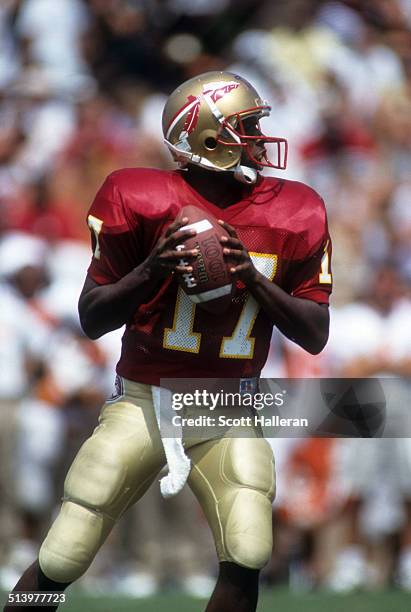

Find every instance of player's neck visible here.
[181,166,253,208]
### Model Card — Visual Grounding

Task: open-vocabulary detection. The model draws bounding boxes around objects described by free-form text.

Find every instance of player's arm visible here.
[219,221,330,355]
[79,218,198,339]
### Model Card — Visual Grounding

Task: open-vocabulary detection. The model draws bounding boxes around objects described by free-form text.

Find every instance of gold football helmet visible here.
[162,71,288,184]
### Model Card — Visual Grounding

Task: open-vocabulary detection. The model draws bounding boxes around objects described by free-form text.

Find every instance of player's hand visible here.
[218,220,259,285]
[144,217,198,278]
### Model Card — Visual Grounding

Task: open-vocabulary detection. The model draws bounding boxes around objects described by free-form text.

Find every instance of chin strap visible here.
[234,164,258,184]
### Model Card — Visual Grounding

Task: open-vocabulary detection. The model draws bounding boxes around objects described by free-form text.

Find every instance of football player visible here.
[4,71,332,612]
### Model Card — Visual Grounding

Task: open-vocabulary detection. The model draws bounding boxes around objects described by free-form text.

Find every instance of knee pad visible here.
[39,501,109,583]
[219,438,275,569]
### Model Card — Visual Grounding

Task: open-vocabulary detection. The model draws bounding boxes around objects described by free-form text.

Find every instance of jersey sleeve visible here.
[290,235,333,304]
[86,174,142,285]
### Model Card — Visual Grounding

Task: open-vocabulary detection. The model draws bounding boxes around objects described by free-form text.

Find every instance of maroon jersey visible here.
[86,168,332,384]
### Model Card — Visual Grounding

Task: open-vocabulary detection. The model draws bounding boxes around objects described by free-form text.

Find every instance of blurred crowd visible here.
[1,0,411,598]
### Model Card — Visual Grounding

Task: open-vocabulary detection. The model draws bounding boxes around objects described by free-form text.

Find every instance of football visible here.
[174,205,234,314]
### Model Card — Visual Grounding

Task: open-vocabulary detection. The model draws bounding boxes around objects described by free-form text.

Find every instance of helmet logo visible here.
[203,81,239,103]
[166,81,240,141]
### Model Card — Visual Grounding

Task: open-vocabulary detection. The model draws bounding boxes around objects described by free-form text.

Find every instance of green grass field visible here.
[2,588,411,612]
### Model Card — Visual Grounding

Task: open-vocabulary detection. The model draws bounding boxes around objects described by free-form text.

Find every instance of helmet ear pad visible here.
[197,128,241,170]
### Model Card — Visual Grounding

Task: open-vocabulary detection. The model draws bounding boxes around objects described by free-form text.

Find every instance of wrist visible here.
[244,268,264,289]
[137,259,167,291]
[139,260,155,283]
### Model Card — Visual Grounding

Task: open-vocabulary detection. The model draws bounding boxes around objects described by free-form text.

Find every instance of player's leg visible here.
[3,560,68,612]
[187,436,275,612]
[204,562,259,612]
[3,381,166,612]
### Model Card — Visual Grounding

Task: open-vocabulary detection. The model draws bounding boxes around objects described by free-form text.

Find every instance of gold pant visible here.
[39,380,275,582]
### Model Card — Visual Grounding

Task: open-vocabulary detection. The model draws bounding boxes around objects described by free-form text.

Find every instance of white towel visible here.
[151,385,191,498]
